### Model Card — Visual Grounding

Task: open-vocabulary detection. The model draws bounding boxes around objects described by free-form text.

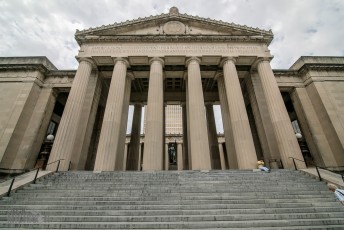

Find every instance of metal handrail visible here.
[288,157,344,183]
[4,159,69,197]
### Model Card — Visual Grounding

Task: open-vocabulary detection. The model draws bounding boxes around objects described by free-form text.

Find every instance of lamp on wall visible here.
[295,133,302,139]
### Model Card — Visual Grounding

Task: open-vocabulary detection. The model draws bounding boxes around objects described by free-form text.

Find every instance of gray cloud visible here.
[0,0,343,69]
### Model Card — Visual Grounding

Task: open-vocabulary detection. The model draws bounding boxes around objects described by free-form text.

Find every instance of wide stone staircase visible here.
[1,170,344,229]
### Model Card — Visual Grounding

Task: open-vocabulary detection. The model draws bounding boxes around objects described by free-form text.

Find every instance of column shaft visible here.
[142,58,164,170]
[181,104,189,170]
[165,142,169,170]
[71,72,102,170]
[127,104,142,170]
[217,76,238,168]
[218,143,226,170]
[257,60,306,169]
[123,143,128,170]
[47,59,94,171]
[186,57,211,170]
[177,142,183,170]
[205,104,221,169]
[94,58,129,171]
[115,76,132,170]
[222,58,257,169]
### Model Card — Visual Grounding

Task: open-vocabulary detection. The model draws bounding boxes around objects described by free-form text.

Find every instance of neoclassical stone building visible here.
[1,7,344,172]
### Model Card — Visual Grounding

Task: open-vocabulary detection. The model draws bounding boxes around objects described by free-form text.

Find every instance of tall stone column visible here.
[165,142,169,170]
[186,57,211,170]
[205,104,221,169]
[217,74,238,169]
[222,57,257,169]
[257,58,306,169]
[14,88,57,169]
[115,74,132,170]
[47,58,95,171]
[71,72,102,170]
[142,57,164,170]
[94,58,130,171]
[127,104,142,170]
[218,143,226,170]
[123,143,128,170]
[137,143,142,171]
[177,142,183,170]
[181,103,189,170]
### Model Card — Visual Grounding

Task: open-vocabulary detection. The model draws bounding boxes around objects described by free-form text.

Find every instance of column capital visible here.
[149,57,164,66]
[113,57,130,67]
[251,57,273,69]
[77,57,97,68]
[220,57,237,66]
[185,56,201,66]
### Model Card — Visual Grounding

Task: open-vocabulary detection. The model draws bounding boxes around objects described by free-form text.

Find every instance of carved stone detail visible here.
[163,21,185,35]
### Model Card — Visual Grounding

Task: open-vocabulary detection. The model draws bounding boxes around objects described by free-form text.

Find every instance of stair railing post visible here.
[315,166,322,181]
[7,178,15,197]
[68,161,71,171]
[292,158,297,170]
[56,160,61,172]
[33,168,40,184]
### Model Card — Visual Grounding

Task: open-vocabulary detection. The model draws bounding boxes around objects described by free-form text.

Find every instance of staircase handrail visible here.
[288,157,344,183]
[2,159,68,197]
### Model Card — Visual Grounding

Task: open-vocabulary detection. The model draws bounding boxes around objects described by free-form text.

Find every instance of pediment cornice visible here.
[75,7,273,45]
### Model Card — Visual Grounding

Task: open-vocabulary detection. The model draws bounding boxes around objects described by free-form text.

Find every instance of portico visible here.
[44,7,308,171]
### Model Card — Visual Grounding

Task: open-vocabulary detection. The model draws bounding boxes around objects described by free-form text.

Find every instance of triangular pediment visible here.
[75,7,273,45]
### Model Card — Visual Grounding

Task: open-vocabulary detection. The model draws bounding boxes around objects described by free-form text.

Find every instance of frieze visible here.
[82,43,266,56]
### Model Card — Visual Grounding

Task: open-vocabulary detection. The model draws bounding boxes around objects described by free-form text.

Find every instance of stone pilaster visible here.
[222,57,257,169]
[257,59,306,169]
[218,143,226,169]
[142,57,164,170]
[205,104,221,169]
[186,57,211,170]
[93,58,130,171]
[127,104,142,170]
[291,87,334,167]
[177,142,183,170]
[47,58,95,171]
[216,74,238,169]
[13,88,57,169]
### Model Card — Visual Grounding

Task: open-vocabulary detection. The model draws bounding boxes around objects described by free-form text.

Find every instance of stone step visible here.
[0,202,339,211]
[6,193,335,202]
[1,206,342,216]
[1,218,344,229]
[1,212,344,222]
[2,197,336,205]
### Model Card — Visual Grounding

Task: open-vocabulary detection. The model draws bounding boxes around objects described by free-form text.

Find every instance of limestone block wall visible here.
[306,80,344,166]
[0,72,42,169]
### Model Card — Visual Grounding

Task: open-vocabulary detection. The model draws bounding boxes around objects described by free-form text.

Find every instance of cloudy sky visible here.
[1,0,343,70]
[1,0,343,133]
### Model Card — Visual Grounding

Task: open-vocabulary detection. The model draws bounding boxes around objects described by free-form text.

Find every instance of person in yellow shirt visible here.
[257,160,270,172]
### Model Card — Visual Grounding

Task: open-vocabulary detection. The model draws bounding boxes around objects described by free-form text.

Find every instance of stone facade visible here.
[0,8,343,172]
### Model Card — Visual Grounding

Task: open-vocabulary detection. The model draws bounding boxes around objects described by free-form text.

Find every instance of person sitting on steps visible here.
[327,183,344,205]
[257,160,270,173]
